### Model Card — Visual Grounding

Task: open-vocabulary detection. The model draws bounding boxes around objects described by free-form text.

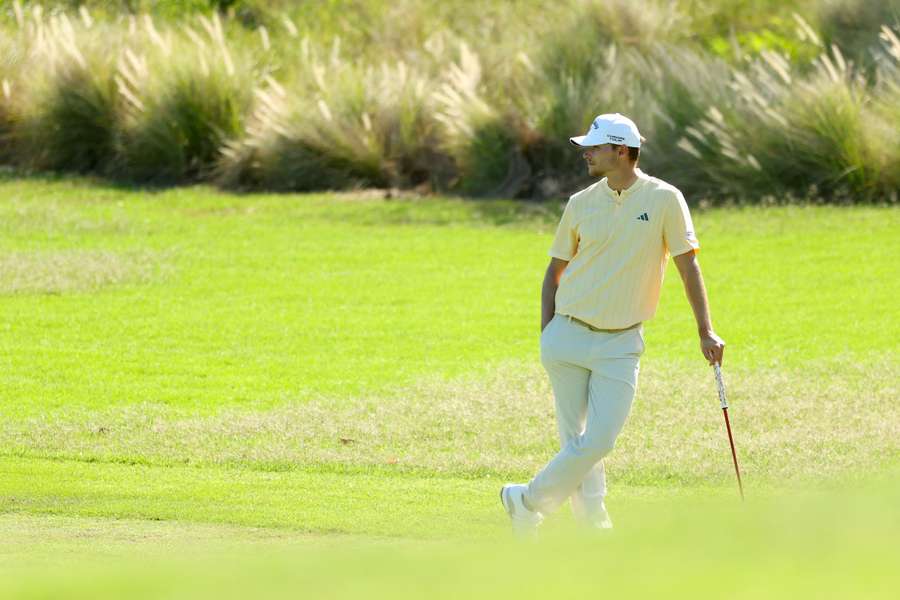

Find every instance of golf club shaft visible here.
[721,406,744,500]
[714,364,744,500]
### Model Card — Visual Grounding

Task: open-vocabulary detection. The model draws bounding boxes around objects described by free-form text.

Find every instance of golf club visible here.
[714,363,744,500]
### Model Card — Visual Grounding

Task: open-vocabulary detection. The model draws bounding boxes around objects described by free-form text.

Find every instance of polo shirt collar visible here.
[599,168,650,202]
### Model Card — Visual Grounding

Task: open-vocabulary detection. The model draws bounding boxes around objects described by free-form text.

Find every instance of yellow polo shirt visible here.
[549,169,699,329]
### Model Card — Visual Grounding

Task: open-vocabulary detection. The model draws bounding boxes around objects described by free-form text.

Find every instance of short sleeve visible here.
[662,190,700,256]
[548,198,578,260]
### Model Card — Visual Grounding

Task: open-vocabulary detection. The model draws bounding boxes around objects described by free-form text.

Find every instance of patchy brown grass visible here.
[0,249,169,295]
[4,358,897,486]
[0,197,134,236]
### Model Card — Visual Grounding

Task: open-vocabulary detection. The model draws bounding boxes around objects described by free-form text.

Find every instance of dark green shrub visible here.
[17,58,118,173]
[117,68,252,183]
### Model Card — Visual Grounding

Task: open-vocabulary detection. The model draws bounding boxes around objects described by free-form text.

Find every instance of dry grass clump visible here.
[0,2,898,201]
[114,14,258,183]
[1,6,262,183]
[0,249,168,295]
[218,35,444,191]
[6,359,897,486]
[678,26,900,201]
[9,9,123,173]
[0,32,24,163]
[817,0,900,64]
[430,40,530,196]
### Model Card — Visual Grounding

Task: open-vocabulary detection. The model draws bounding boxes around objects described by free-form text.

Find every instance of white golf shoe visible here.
[500,483,543,538]
[583,503,613,530]
[573,500,613,531]
[571,492,613,531]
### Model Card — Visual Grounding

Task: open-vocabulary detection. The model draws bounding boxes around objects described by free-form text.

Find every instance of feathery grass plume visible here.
[862,25,900,202]
[477,42,724,199]
[675,50,811,198]
[11,9,120,173]
[524,43,669,197]
[635,45,742,196]
[1,4,32,163]
[0,31,24,163]
[1,0,898,201]
[114,14,257,183]
[579,0,691,49]
[784,52,873,197]
[538,0,691,85]
[513,45,628,196]
[509,1,694,198]
[759,45,899,201]
[677,37,900,202]
[432,41,528,197]
[817,0,900,70]
[219,35,442,191]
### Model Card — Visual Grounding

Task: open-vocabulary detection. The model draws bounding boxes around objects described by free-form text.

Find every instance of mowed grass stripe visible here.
[0,455,728,541]
[0,456,508,539]
[0,455,753,545]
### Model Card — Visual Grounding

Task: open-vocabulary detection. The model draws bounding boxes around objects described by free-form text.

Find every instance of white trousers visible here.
[527,313,643,516]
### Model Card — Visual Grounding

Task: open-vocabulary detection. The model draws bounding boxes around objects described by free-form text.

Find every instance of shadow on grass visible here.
[0,165,198,196]
[0,165,563,228]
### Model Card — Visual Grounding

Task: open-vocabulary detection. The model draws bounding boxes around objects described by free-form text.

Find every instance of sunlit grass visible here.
[0,175,896,415]
[0,175,897,597]
[2,463,899,599]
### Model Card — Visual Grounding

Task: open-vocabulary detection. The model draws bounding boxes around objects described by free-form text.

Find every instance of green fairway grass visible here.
[0,172,898,597]
[2,463,899,599]
[0,173,896,417]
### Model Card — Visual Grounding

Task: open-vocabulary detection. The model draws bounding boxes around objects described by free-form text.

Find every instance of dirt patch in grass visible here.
[3,358,897,486]
[0,249,169,295]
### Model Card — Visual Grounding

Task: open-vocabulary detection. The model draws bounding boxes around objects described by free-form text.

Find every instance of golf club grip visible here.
[714,363,728,409]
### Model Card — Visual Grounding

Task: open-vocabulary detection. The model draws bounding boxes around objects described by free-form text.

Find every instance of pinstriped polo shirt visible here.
[549,168,699,329]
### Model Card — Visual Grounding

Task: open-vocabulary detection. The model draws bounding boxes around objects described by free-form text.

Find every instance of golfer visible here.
[501,113,725,534]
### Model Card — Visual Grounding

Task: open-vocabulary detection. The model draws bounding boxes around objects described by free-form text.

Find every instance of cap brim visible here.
[571,134,642,147]
[570,133,609,147]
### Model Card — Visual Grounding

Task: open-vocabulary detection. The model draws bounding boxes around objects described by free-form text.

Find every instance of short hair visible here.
[612,144,640,163]
[627,146,640,162]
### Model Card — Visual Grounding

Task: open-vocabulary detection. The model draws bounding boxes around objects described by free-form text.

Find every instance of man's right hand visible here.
[541,258,569,332]
[700,329,726,366]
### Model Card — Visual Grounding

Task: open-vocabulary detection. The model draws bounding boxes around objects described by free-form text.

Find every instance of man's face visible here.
[582,144,621,177]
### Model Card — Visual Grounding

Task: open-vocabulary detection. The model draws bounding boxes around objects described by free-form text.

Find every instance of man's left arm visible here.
[673,250,725,365]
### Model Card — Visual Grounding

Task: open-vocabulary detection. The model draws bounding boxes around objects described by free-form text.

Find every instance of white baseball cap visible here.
[569,113,644,148]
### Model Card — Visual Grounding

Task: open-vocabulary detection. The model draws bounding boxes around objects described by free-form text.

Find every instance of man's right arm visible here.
[541,258,569,331]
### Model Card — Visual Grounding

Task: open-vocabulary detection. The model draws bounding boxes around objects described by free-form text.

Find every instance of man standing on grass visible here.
[500,113,725,534]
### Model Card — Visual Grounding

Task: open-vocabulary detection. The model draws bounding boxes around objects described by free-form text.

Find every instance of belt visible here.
[559,314,641,333]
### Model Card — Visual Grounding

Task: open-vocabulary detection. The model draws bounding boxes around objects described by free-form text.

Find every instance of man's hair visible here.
[627,146,640,162]
[613,144,640,163]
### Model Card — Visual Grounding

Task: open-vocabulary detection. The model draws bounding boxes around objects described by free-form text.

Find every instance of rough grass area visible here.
[4,359,898,486]
[0,249,167,294]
